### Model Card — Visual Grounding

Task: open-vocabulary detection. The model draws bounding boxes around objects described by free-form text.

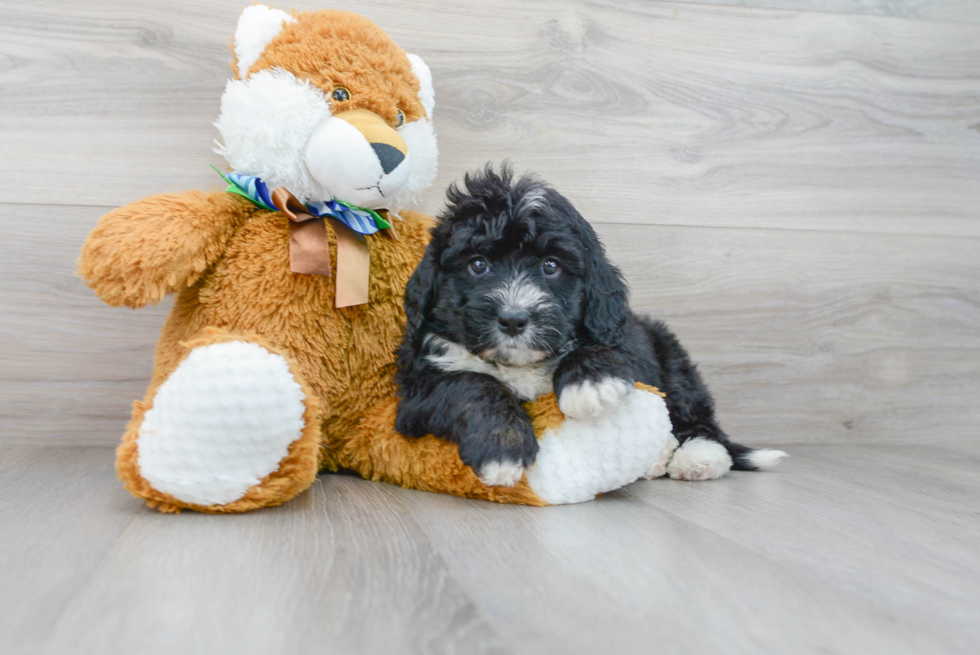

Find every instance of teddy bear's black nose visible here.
[371,142,405,175]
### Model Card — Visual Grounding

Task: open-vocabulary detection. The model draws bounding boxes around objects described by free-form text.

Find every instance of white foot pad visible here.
[137,341,306,506]
[527,388,673,504]
[666,437,733,481]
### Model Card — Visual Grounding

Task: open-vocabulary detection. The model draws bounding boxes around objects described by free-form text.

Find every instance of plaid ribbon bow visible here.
[211,165,392,235]
[211,165,391,308]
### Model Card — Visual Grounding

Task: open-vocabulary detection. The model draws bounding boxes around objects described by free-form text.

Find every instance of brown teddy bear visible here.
[78,6,675,513]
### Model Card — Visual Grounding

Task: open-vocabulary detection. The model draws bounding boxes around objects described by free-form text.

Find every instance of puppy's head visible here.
[405,164,630,366]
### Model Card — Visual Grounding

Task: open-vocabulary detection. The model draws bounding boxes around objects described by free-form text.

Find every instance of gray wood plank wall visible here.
[1,0,978,447]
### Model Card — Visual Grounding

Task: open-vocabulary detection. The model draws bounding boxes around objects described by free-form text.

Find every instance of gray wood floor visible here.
[2,0,979,652]
[2,441,978,655]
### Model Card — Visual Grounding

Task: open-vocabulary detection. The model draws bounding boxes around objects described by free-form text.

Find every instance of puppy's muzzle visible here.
[498,308,529,337]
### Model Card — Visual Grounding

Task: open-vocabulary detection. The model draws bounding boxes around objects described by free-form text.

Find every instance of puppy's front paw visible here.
[558,377,632,419]
[458,412,538,487]
[477,460,526,487]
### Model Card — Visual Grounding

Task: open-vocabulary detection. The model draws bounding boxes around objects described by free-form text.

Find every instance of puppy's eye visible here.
[541,257,561,277]
[468,256,490,277]
[331,87,351,102]
[394,109,406,128]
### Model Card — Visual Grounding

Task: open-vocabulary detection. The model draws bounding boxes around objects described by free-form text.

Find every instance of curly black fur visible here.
[396,164,769,482]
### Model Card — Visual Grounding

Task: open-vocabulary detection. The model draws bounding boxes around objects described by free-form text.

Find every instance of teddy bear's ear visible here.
[406,54,435,119]
[234,5,296,78]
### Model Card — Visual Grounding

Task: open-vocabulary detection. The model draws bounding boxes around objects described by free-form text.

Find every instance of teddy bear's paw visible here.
[666,437,733,481]
[642,434,679,480]
[558,377,632,420]
[528,386,672,504]
[136,341,307,507]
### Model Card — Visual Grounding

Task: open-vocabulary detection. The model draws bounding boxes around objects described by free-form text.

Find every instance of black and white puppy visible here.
[395,165,786,486]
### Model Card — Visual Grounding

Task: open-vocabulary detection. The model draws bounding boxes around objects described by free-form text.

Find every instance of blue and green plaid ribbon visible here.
[211,165,391,235]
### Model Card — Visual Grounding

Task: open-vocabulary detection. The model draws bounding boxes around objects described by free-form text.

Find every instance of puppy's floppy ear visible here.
[563,202,630,348]
[403,247,441,349]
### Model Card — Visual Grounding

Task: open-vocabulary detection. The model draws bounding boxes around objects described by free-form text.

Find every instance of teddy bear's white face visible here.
[213,5,438,210]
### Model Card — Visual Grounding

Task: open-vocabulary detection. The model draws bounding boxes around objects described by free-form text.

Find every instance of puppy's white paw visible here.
[558,377,632,419]
[666,437,733,481]
[478,460,525,487]
[642,434,679,479]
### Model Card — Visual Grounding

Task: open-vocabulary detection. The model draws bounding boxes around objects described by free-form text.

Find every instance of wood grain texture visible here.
[605,222,980,445]
[667,0,980,24]
[0,446,507,655]
[1,0,979,235]
[2,442,978,654]
[0,203,169,443]
[2,0,977,445]
[4,203,978,445]
[2,2,979,653]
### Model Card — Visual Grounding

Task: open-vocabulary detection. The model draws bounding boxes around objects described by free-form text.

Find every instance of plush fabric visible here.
[78,6,676,513]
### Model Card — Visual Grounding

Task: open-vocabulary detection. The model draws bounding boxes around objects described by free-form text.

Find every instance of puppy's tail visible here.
[725,441,789,471]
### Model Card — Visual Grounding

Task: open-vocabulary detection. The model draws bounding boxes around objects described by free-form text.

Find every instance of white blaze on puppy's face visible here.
[514,188,547,216]
[485,272,554,365]
[489,273,552,313]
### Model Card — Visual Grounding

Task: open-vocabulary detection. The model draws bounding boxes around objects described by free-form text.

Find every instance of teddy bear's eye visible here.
[331,87,351,102]
[394,109,405,128]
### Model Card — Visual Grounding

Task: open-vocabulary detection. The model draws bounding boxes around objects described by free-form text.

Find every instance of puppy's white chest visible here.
[490,362,555,401]
[426,337,554,401]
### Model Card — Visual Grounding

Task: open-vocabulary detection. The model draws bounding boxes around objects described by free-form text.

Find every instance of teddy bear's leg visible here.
[523,384,675,504]
[332,394,551,506]
[116,329,322,513]
[334,383,675,506]
[642,434,680,480]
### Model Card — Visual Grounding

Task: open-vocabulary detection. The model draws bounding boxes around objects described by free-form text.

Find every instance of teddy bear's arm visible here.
[78,190,254,308]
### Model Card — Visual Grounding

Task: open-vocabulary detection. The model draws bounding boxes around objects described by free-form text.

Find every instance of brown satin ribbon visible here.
[327,217,370,308]
[377,210,398,241]
[271,187,371,308]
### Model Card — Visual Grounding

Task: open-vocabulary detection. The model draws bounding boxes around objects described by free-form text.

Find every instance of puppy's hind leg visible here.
[640,318,787,480]
[666,433,788,481]
[666,436,734,481]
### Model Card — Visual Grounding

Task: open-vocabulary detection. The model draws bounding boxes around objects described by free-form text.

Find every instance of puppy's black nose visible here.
[371,142,405,175]
[498,309,529,336]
